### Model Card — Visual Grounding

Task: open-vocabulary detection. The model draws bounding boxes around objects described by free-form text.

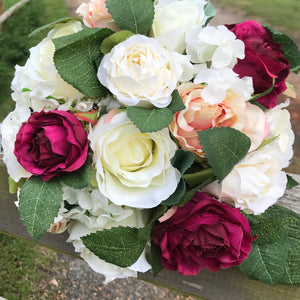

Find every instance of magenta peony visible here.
[227,20,290,108]
[14,110,88,181]
[152,191,255,275]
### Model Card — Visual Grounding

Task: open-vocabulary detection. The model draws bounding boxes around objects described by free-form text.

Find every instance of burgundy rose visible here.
[227,20,290,108]
[14,110,88,181]
[152,191,255,275]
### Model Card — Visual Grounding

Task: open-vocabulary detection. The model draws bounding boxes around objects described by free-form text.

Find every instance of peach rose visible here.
[169,83,268,158]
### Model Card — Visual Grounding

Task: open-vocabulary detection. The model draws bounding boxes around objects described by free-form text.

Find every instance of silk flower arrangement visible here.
[1,0,300,285]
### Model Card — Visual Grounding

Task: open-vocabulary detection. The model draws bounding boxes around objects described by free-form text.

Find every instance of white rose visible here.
[98,34,185,108]
[11,20,84,112]
[265,104,294,168]
[89,110,181,208]
[152,0,208,53]
[205,142,287,215]
[62,187,151,283]
[186,25,245,67]
[1,105,31,182]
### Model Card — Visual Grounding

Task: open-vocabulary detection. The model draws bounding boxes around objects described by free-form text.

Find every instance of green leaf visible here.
[167,90,185,114]
[161,178,186,206]
[100,30,134,54]
[19,177,63,241]
[82,205,167,268]
[59,160,93,190]
[286,175,299,190]
[240,205,300,285]
[171,149,194,174]
[150,240,164,277]
[127,106,174,132]
[53,27,114,98]
[253,135,278,152]
[204,1,216,26]
[198,127,251,182]
[240,237,289,285]
[106,0,154,35]
[264,25,300,74]
[82,226,148,268]
[28,18,82,38]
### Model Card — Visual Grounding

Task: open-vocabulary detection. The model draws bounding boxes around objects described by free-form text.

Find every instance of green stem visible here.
[183,168,215,188]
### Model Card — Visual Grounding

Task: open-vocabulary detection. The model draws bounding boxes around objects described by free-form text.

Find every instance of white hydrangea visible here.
[60,186,151,283]
[194,68,253,104]
[186,25,245,67]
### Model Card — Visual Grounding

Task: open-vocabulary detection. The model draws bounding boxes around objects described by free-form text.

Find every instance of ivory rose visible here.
[152,0,208,53]
[76,0,113,29]
[98,35,189,108]
[89,110,181,208]
[205,105,293,215]
[11,21,83,112]
[169,83,268,157]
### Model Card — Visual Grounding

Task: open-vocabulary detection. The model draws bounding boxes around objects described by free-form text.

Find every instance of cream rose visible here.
[98,34,185,108]
[11,20,84,112]
[152,0,208,53]
[169,83,268,158]
[89,110,181,208]
[207,146,287,215]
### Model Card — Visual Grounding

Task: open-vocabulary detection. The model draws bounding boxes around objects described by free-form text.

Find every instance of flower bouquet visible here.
[1,0,300,285]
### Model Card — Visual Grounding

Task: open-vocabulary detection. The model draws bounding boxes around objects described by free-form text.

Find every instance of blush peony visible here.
[152,191,255,275]
[169,83,268,157]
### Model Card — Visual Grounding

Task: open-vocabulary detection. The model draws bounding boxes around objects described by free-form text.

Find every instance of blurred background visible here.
[0,0,299,299]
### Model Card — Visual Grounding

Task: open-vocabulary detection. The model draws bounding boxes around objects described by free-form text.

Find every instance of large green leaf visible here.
[19,176,63,241]
[53,27,113,98]
[127,106,174,132]
[198,127,251,182]
[106,0,154,35]
[100,30,134,54]
[240,205,300,285]
[82,226,148,267]
[82,205,167,268]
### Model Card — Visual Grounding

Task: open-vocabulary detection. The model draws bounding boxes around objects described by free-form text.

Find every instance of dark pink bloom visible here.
[152,191,255,275]
[227,20,290,108]
[14,110,88,181]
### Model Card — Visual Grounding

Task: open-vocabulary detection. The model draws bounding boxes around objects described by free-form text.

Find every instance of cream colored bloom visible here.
[152,0,208,53]
[98,34,187,108]
[89,110,181,208]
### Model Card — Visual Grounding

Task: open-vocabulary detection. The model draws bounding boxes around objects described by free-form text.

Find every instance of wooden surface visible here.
[1,158,300,299]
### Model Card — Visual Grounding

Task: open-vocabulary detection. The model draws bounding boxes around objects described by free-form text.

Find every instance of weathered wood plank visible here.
[1,158,300,299]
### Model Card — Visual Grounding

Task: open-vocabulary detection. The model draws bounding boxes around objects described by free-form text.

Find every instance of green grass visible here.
[212,0,300,41]
[0,233,60,300]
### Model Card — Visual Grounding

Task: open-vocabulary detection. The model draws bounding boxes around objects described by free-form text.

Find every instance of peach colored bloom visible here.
[76,0,112,29]
[169,83,268,158]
